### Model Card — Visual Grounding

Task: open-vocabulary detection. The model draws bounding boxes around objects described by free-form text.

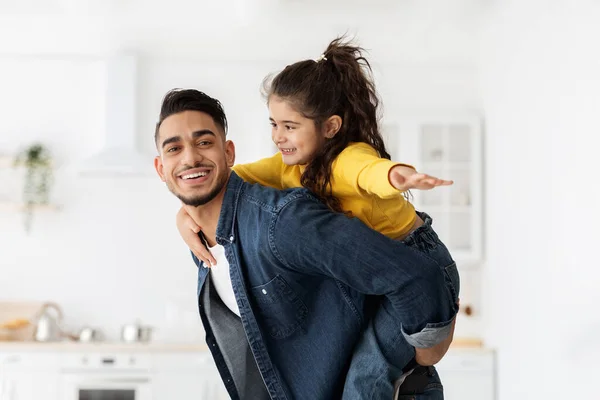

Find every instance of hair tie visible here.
[315,54,328,62]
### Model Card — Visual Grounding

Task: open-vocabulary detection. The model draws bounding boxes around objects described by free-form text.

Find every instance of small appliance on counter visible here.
[33,302,64,342]
[121,321,153,343]
[76,326,103,343]
[62,326,105,343]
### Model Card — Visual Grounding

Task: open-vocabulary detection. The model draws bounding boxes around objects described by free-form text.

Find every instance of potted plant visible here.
[13,143,54,232]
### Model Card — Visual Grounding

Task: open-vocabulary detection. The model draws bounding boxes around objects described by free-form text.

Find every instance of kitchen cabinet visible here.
[0,369,25,400]
[0,370,60,400]
[153,370,228,400]
[436,348,495,400]
[0,352,60,400]
[1,345,493,400]
[0,347,227,400]
[392,115,484,268]
[151,353,229,400]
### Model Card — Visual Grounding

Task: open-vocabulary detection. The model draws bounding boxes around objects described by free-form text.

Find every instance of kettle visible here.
[33,302,63,342]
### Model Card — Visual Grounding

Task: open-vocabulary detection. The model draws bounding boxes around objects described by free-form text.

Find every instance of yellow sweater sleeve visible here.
[232,153,285,189]
[334,143,413,199]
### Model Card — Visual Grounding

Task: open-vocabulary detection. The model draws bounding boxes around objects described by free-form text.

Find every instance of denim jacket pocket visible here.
[251,275,308,339]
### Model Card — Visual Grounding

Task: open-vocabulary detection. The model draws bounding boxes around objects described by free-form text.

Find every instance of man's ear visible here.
[324,115,342,138]
[225,140,236,167]
[154,156,166,181]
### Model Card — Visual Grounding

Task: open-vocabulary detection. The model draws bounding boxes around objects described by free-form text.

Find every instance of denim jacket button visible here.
[262,289,267,295]
[229,235,234,242]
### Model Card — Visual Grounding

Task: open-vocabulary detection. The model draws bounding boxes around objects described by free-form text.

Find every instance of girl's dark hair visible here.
[264,36,390,212]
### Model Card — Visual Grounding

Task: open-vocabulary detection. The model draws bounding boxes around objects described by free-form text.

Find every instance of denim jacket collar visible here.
[215,171,244,246]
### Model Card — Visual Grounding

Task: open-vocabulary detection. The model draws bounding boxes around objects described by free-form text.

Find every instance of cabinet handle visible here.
[2,356,20,364]
[0,379,16,400]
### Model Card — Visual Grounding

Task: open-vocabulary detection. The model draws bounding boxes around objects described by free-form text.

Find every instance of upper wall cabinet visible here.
[388,114,484,268]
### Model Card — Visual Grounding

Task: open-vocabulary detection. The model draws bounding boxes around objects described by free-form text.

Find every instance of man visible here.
[153,89,455,399]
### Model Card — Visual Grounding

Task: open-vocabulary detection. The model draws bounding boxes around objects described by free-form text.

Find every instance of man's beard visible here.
[167,172,228,207]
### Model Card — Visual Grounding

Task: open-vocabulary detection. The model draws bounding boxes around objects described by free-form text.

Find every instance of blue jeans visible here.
[343,212,460,400]
[396,365,444,399]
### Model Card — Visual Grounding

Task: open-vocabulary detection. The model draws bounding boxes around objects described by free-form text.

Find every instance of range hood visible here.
[77,53,153,176]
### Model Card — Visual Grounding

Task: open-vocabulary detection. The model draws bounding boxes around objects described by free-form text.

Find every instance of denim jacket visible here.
[194,172,451,400]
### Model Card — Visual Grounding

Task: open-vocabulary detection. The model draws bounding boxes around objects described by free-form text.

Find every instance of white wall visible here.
[0,2,483,343]
[479,0,600,398]
[3,1,599,398]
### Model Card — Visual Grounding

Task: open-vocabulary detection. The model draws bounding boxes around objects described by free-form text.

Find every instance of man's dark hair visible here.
[154,89,228,147]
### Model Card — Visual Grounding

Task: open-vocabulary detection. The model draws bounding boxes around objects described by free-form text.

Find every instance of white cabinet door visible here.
[440,370,494,400]
[152,353,228,400]
[0,369,23,400]
[0,370,60,400]
[394,115,484,268]
[435,349,495,400]
[153,371,228,400]
[0,353,60,400]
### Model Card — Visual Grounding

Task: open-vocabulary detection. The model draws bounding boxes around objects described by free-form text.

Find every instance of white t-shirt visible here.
[208,244,240,317]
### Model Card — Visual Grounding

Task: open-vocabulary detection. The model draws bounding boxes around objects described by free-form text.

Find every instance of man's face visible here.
[154,110,235,207]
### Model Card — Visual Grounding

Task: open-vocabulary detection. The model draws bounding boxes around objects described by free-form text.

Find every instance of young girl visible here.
[178,37,459,399]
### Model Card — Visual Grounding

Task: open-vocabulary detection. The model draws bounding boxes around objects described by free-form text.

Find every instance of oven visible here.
[60,353,153,400]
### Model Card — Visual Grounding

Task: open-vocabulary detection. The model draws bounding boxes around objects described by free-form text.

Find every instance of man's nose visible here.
[181,146,202,166]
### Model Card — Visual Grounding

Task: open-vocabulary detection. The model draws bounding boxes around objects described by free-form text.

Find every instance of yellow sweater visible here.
[232,142,417,239]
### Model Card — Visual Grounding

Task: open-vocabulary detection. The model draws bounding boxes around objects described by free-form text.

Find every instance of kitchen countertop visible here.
[0,337,490,353]
[0,341,209,352]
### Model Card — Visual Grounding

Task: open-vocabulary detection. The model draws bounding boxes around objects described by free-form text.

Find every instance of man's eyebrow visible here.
[269,117,300,124]
[192,129,216,138]
[161,130,216,149]
[161,135,180,149]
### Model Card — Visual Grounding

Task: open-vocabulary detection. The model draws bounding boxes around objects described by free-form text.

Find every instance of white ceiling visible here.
[0,0,487,64]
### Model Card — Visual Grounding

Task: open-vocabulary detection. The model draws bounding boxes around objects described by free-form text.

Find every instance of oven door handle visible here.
[84,378,150,384]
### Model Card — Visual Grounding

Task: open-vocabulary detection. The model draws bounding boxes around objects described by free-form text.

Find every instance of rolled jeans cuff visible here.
[401,316,455,348]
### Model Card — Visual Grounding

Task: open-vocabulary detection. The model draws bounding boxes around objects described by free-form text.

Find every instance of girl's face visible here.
[268,96,326,166]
